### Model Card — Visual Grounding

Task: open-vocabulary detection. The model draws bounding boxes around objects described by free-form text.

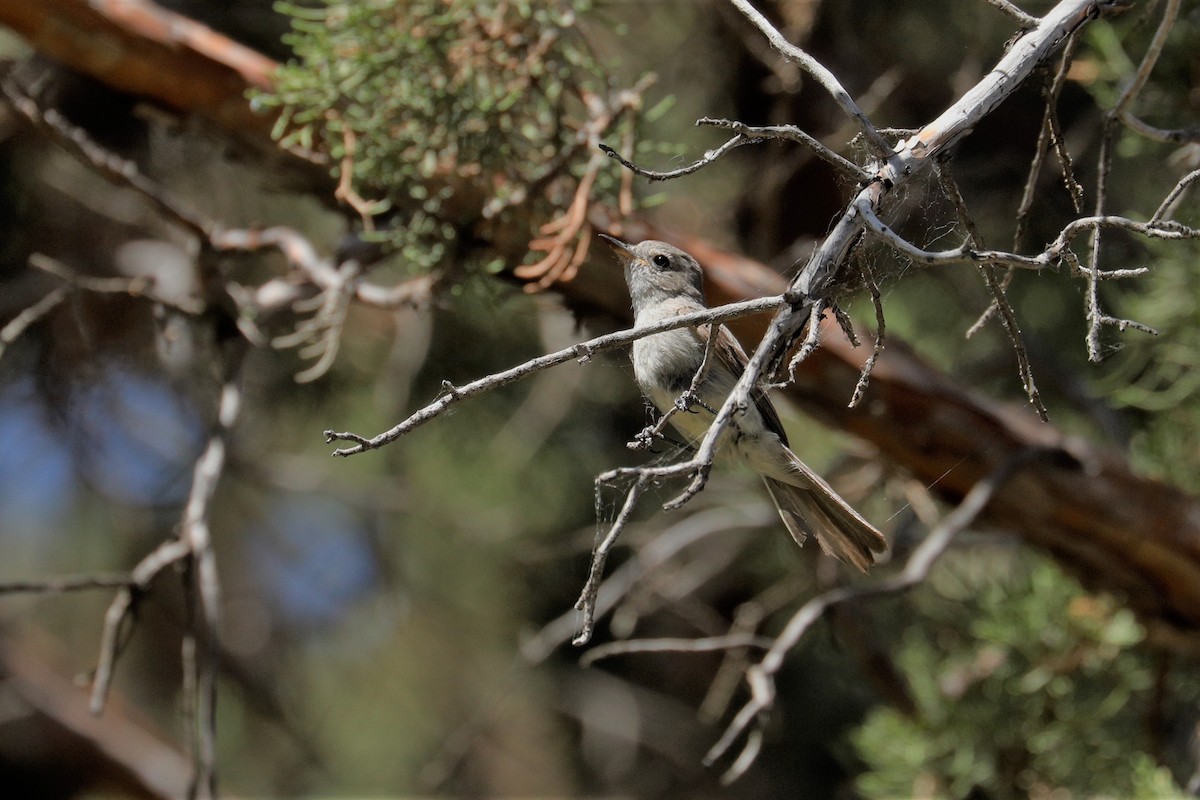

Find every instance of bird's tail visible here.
[762,466,887,573]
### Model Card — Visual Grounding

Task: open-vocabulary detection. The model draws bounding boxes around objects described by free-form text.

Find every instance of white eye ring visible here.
[652,254,670,268]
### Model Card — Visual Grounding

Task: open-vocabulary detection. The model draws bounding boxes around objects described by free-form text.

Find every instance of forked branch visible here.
[705,448,1068,782]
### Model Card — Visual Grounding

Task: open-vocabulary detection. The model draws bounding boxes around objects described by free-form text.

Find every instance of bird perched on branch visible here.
[601,234,887,571]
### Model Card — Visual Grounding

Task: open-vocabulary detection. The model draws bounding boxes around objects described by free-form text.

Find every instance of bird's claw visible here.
[627,426,658,451]
[675,391,699,413]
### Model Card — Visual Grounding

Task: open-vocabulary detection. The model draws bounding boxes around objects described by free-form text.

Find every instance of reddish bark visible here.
[0,0,277,137]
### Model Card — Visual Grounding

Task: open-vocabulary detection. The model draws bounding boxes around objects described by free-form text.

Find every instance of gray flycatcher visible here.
[601,234,887,572]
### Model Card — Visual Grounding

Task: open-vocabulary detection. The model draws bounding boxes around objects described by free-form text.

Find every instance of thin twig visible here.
[182,379,242,800]
[90,539,192,715]
[706,448,1062,782]
[599,135,761,182]
[984,0,1040,28]
[1117,117,1200,144]
[1011,31,1081,257]
[0,573,135,594]
[579,633,773,667]
[1151,168,1200,223]
[848,267,885,408]
[1114,0,1178,117]
[857,198,1198,271]
[0,286,68,361]
[575,461,767,646]
[271,260,360,383]
[574,472,653,645]
[1111,1,1199,142]
[765,302,824,391]
[29,252,206,314]
[0,75,210,238]
[1086,121,1116,362]
[521,504,772,664]
[936,165,1048,419]
[326,294,786,456]
[726,0,891,155]
[697,118,868,181]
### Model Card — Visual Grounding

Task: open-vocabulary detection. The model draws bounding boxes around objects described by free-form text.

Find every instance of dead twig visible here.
[579,633,774,667]
[706,448,1065,783]
[325,294,786,456]
[726,0,891,155]
[935,165,1048,420]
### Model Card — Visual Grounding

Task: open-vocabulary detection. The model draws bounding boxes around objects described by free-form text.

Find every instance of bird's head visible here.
[599,235,705,313]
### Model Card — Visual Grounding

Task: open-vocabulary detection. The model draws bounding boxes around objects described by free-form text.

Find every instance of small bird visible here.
[601,234,887,572]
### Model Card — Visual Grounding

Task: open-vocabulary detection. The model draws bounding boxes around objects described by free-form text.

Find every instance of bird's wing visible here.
[695,322,791,447]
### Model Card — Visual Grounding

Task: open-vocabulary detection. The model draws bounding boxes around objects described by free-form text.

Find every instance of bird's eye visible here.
[652,254,670,268]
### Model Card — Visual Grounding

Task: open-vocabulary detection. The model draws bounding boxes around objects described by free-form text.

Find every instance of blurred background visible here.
[0,0,1198,797]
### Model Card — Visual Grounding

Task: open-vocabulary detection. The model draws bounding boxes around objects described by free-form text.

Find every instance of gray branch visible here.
[325,295,786,456]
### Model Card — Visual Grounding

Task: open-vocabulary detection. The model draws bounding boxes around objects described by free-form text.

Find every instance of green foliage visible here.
[1098,237,1200,493]
[853,553,1190,799]
[255,0,616,270]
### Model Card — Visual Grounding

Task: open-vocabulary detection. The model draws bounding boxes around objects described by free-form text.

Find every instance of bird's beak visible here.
[598,233,634,263]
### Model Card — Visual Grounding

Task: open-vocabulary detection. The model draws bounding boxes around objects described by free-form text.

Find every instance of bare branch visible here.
[857,198,1197,276]
[697,117,869,181]
[521,504,771,664]
[1092,118,1145,361]
[1012,30,1082,257]
[765,302,826,391]
[3,75,432,386]
[1117,116,1200,144]
[794,0,1117,322]
[0,286,68,361]
[90,539,192,715]
[207,226,436,311]
[0,574,135,595]
[1114,0,1178,117]
[935,165,1048,420]
[271,261,360,384]
[325,294,786,456]
[726,0,891,155]
[857,199,1050,271]
[579,633,773,667]
[1109,0,1199,143]
[706,448,1062,782]
[1044,56,1086,213]
[84,369,243,800]
[848,269,885,409]
[29,253,206,314]
[179,379,242,800]
[1151,167,1200,224]
[0,75,211,238]
[574,472,654,646]
[1049,214,1200,251]
[599,136,761,183]
[984,0,1040,28]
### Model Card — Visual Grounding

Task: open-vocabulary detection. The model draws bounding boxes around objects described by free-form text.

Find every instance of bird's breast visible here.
[631,327,702,395]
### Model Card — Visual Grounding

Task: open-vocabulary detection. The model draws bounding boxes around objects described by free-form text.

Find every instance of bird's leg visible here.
[677,323,721,416]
